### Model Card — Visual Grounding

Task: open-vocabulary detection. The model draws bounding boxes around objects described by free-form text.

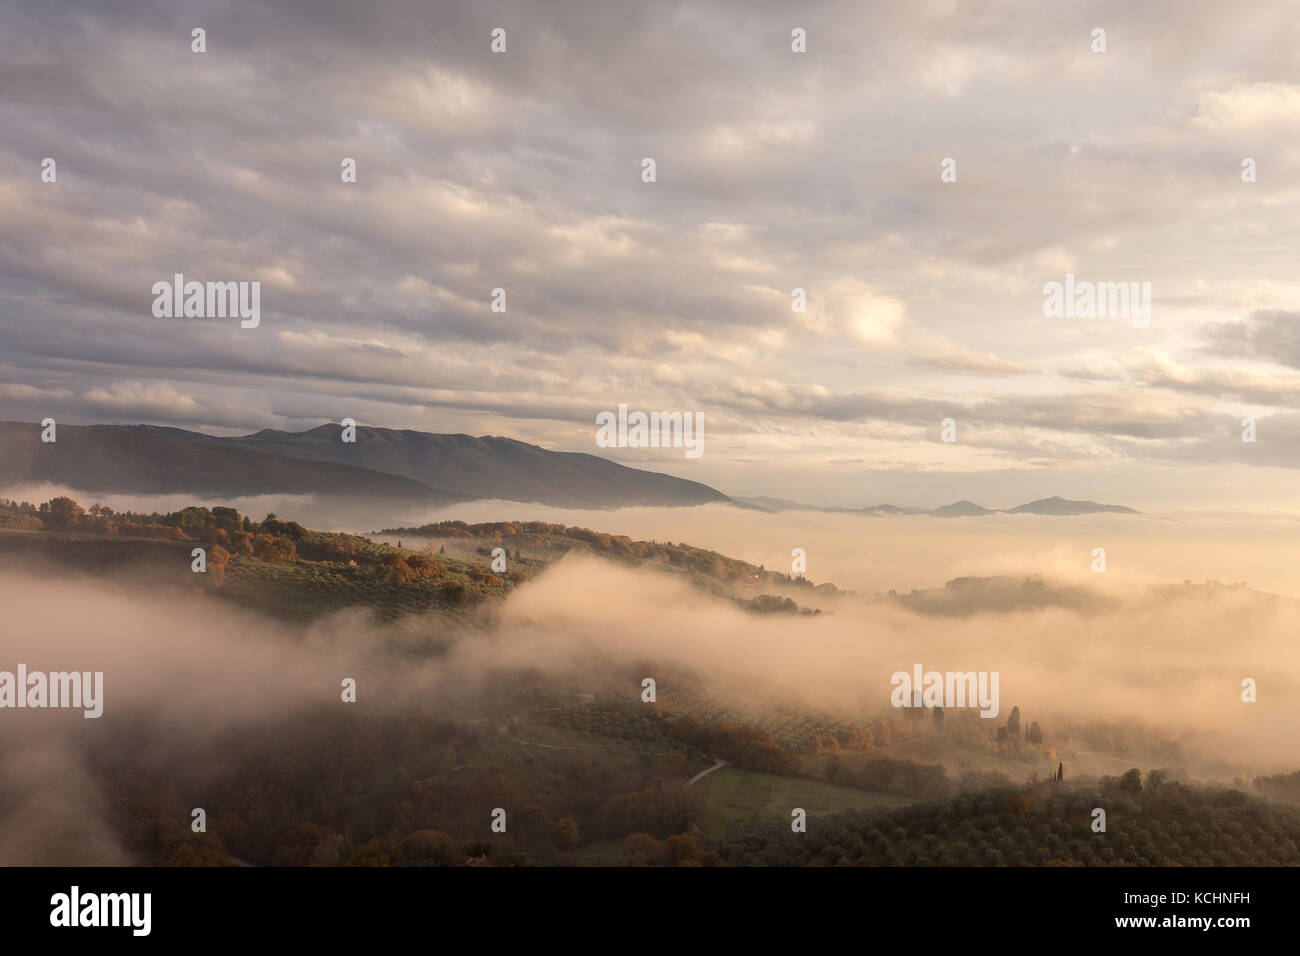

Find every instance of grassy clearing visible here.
[568,838,627,865]
[693,766,914,840]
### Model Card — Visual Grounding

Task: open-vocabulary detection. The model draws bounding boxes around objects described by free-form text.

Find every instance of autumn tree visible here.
[272,822,339,866]
[162,825,229,866]
[405,554,443,577]
[623,833,660,865]
[206,545,231,586]
[39,496,85,530]
[251,534,296,562]
[551,817,582,850]
[665,833,706,866]
[845,727,875,750]
[210,506,242,534]
[350,837,400,867]
[439,580,468,604]
[400,830,460,866]
[381,553,414,582]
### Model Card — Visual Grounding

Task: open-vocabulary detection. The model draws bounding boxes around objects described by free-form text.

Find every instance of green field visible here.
[692,766,915,840]
[568,839,628,865]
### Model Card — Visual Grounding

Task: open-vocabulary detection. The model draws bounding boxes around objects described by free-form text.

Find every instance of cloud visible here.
[908,334,1028,375]
[84,382,203,418]
[1,0,1298,508]
[1204,311,1300,370]
[1191,82,1300,136]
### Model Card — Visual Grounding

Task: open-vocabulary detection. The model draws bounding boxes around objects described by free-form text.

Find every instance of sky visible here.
[2,0,1299,511]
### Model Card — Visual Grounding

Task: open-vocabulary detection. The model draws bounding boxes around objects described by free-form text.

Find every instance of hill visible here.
[1006,496,1139,515]
[0,497,832,621]
[930,500,996,517]
[736,495,1138,517]
[0,421,731,509]
[0,420,467,505]
[217,424,731,508]
[4,495,1293,869]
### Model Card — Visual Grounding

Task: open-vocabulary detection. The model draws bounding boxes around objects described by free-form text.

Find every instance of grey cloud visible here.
[1204,311,1300,370]
[2,0,1298,506]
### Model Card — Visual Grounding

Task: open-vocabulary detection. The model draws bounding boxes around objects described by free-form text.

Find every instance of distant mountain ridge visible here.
[930,499,995,517]
[0,421,732,509]
[1007,496,1138,515]
[0,420,469,505]
[198,424,730,508]
[0,418,1138,515]
[732,494,1139,516]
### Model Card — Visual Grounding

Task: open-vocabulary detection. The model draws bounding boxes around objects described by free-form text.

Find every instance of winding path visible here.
[685,757,729,788]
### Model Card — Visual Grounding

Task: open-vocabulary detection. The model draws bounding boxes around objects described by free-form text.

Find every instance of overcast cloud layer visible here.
[2,0,1299,510]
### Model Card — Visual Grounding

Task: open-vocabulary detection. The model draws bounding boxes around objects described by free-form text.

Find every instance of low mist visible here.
[2,535,1296,862]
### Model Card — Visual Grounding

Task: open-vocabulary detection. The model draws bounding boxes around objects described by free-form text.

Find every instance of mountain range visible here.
[733,495,1139,517]
[0,421,729,509]
[0,420,1139,515]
